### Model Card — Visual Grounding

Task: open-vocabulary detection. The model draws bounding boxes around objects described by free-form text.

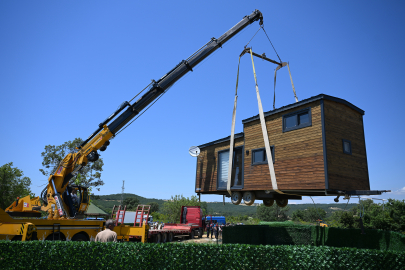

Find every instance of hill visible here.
[92,193,357,217]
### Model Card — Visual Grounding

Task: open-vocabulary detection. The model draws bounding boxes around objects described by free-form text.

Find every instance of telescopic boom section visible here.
[83,9,263,140]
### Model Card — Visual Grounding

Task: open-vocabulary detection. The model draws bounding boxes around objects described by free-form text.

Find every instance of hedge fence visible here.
[0,241,404,270]
[223,225,405,251]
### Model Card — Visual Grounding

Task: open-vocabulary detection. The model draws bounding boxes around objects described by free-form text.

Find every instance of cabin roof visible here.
[242,94,364,124]
[198,132,244,148]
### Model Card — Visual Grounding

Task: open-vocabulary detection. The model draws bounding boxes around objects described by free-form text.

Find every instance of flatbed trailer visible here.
[113,205,203,243]
[0,207,104,241]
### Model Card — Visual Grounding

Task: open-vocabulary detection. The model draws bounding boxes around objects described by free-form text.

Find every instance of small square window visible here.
[342,139,352,155]
[252,146,275,165]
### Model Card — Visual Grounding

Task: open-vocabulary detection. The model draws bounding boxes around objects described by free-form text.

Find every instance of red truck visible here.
[112,205,204,243]
[149,206,204,243]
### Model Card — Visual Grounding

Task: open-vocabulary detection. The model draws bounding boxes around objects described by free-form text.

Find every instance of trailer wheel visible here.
[161,232,168,243]
[154,233,161,243]
[190,230,195,239]
[263,199,274,207]
[276,199,289,208]
[243,191,256,206]
[168,232,174,242]
[198,228,203,238]
[231,191,242,205]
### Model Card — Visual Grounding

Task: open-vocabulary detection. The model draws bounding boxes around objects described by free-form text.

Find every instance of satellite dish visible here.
[189,146,200,157]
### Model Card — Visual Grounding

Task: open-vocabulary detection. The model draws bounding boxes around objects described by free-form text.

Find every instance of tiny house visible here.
[194,94,385,207]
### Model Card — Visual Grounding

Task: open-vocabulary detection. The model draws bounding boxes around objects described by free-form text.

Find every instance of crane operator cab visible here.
[63,185,89,218]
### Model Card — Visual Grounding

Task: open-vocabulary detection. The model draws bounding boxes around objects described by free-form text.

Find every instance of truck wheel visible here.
[161,233,167,243]
[154,233,161,243]
[198,228,203,238]
[243,191,256,206]
[276,199,289,208]
[190,230,195,239]
[72,233,88,241]
[263,199,274,207]
[231,191,242,205]
[168,232,174,242]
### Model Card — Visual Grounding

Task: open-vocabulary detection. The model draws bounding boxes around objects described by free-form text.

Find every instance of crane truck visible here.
[0,10,264,242]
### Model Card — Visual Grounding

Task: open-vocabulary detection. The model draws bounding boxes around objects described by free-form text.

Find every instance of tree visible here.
[150,202,159,213]
[39,138,104,191]
[0,163,33,209]
[123,197,139,210]
[291,207,326,222]
[161,195,207,223]
[257,204,290,221]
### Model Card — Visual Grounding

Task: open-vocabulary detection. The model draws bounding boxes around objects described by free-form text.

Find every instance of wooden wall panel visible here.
[243,101,326,191]
[324,100,369,190]
[195,137,244,193]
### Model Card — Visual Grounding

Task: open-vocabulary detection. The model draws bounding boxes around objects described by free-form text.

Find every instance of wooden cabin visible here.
[194,94,376,206]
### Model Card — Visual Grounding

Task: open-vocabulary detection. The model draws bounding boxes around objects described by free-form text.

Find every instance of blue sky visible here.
[1,1,404,205]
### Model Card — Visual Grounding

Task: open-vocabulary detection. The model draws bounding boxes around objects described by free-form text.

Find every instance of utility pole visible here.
[121,180,125,205]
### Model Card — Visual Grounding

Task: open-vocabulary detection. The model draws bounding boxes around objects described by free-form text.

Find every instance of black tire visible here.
[71,233,88,241]
[190,230,195,239]
[263,199,274,207]
[276,198,289,208]
[198,228,203,238]
[167,232,174,242]
[161,233,167,243]
[45,233,66,241]
[154,233,161,243]
[11,235,22,241]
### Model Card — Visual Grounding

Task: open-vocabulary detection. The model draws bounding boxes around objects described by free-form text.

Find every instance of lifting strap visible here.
[248,48,284,194]
[226,55,241,195]
[226,48,285,195]
[273,62,298,109]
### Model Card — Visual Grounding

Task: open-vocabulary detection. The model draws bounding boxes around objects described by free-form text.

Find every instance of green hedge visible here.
[312,227,405,251]
[223,225,313,246]
[223,225,405,251]
[0,241,404,270]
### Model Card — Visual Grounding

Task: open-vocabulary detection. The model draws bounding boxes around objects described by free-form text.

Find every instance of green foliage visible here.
[325,199,405,233]
[39,138,104,190]
[257,203,290,221]
[292,207,326,222]
[91,193,165,214]
[123,197,139,210]
[161,194,206,223]
[149,202,159,213]
[1,241,404,270]
[0,162,33,209]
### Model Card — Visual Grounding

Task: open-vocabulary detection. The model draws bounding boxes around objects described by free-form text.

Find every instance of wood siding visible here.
[195,137,244,193]
[324,100,369,190]
[243,101,325,191]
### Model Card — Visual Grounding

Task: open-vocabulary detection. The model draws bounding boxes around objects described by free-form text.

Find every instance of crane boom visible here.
[6,10,264,219]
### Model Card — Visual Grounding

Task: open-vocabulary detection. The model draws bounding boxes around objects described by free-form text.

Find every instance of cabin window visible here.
[342,139,352,155]
[283,108,312,132]
[252,146,275,165]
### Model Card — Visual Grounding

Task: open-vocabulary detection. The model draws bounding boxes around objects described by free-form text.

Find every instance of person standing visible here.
[95,219,117,242]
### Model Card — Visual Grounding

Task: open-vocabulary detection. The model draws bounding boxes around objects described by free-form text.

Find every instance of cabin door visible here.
[217,147,244,190]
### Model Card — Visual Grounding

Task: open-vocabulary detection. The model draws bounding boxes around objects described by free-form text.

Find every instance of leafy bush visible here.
[257,203,290,221]
[0,241,404,270]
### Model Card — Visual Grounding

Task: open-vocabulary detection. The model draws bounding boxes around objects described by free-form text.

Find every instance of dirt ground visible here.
[174,234,223,245]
